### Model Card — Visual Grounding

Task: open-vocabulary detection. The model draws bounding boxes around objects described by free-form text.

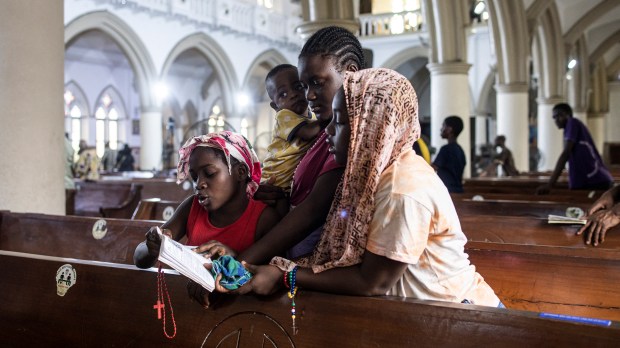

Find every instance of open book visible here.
[157,228,214,292]
[547,214,587,225]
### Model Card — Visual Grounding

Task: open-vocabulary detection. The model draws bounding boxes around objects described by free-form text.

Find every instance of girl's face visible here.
[298,55,344,123]
[326,87,350,166]
[188,147,243,213]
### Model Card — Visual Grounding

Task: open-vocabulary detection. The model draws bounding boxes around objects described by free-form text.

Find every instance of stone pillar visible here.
[297,0,359,40]
[607,81,620,143]
[587,114,605,153]
[428,62,472,178]
[0,0,65,214]
[495,84,529,172]
[573,109,588,124]
[536,98,564,171]
[139,109,163,171]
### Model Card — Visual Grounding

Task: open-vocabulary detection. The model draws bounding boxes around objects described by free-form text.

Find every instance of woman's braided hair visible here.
[299,26,366,72]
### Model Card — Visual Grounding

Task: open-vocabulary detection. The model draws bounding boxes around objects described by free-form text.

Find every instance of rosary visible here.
[155,263,177,339]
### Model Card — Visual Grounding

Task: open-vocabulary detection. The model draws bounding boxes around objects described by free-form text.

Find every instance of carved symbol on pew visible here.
[201,311,295,348]
[55,264,77,297]
[92,219,108,240]
[162,206,174,221]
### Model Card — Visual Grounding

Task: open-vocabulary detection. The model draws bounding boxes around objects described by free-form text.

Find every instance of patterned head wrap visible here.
[306,68,420,272]
[176,131,261,197]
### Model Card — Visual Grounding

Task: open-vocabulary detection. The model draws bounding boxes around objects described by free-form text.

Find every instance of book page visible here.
[157,230,214,292]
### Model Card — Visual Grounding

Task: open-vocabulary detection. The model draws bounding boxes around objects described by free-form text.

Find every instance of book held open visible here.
[157,227,215,292]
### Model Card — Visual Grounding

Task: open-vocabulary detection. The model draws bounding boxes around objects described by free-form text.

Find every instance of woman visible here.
[242,68,501,307]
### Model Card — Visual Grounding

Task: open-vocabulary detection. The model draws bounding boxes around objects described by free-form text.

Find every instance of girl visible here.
[242,68,501,307]
[133,131,280,270]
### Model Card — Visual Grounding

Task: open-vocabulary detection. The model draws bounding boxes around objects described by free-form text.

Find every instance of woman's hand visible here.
[237,263,283,296]
[577,207,620,246]
[587,189,616,215]
[193,240,237,259]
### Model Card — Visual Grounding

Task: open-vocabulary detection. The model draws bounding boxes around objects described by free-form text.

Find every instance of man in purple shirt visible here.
[536,103,613,194]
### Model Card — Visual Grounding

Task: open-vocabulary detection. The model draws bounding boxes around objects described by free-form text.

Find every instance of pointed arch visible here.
[564,0,618,46]
[65,11,157,110]
[533,5,564,99]
[64,80,91,117]
[161,33,238,117]
[380,46,430,70]
[94,85,127,120]
[589,28,620,70]
[242,49,289,88]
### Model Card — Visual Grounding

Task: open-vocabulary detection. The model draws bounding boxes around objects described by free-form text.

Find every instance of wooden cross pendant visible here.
[153,300,164,319]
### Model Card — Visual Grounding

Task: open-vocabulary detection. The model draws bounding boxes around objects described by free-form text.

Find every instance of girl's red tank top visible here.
[186,196,267,253]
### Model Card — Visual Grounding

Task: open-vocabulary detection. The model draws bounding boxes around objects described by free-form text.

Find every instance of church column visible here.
[607,81,620,143]
[296,0,358,40]
[0,0,65,214]
[139,108,163,171]
[427,63,472,178]
[486,0,530,173]
[495,84,529,171]
[536,97,564,171]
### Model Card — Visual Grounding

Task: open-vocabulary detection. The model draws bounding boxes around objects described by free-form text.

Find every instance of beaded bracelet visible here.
[288,266,298,334]
[283,270,290,289]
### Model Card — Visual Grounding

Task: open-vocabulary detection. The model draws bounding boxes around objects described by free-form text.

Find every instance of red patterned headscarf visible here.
[177,131,261,197]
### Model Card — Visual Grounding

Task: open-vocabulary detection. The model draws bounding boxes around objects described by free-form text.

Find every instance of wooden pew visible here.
[2,211,619,322]
[454,199,589,218]
[132,198,182,221]
[0,212,157,264]
[452,192,601,204]
[460,215,620,321]
[1,251,618,346]
[98,177,193,201]
[73,181,142,219]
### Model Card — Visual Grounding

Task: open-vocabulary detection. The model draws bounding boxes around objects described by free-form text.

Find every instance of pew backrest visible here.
[73,181,142,218]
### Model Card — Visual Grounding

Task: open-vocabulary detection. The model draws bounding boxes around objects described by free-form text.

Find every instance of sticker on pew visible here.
[92,219,108,240]
[539,312,612,327]
[162,206,174,221]
[56,264,77,297]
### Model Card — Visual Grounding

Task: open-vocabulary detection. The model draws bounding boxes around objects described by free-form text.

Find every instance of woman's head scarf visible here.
[176,131,261,197]
[307,68,420,272]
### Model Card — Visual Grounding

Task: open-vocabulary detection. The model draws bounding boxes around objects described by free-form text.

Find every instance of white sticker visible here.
[162,206,175,221]
[92,219,108,240]
[182,180,192,191]
[56,264,77,297]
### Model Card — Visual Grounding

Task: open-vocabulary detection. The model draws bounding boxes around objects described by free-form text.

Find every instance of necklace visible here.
[156,263,177,339]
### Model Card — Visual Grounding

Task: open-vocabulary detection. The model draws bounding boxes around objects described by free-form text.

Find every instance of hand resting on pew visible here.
[577,185,620,246]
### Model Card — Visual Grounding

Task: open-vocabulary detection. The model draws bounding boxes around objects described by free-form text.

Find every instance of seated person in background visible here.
[241,68,501,307]
[115,144,135,172]
[480,135,519,177]
[536,103,613,194]
[74,140,100,181]
[577,185,620,246]
[133,131,281,271]
[432,116,466,193]
[261,64,321,194]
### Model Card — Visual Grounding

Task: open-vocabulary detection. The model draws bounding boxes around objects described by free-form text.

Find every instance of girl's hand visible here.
[193,240,237,259]
[239,262,283,296]
[145,226,170,258]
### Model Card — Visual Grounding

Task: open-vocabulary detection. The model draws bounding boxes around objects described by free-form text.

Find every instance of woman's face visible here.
[298,55,344,123]
[188,147,242,213]
[326,87,350,166]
